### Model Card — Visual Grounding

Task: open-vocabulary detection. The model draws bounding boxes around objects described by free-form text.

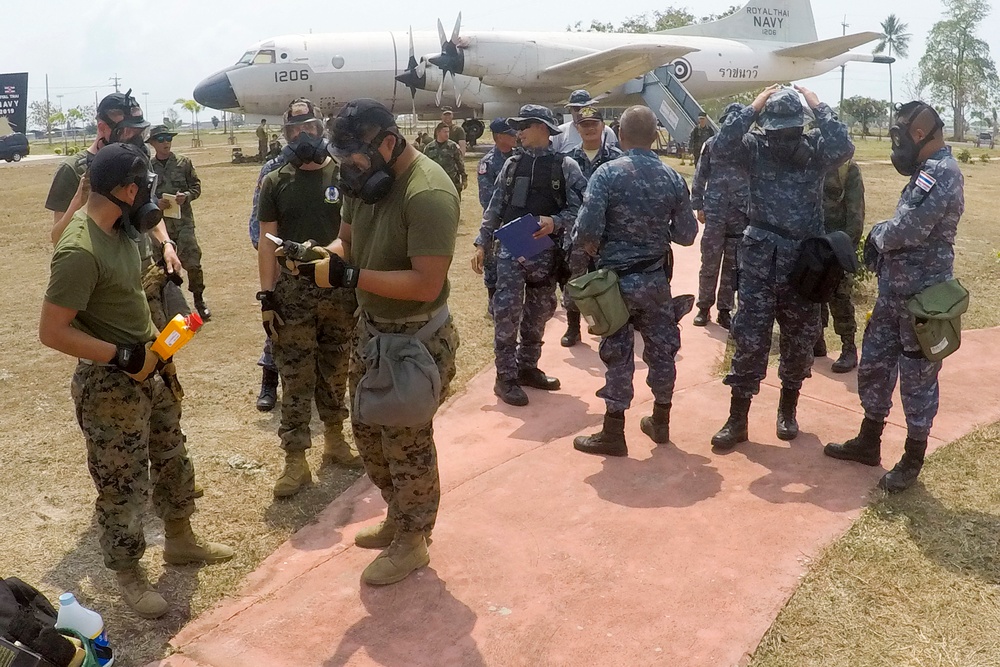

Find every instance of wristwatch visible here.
[162,239,178,250]
[256,290,272,302]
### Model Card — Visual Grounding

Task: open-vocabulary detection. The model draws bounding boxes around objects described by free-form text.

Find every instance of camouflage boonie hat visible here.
[507,104,562,134]
[759,89,805,130]
[566,89,593,107]
[719,102,742,124]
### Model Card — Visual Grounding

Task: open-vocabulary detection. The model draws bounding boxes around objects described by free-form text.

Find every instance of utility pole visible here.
[839,16,848,110]
[45,74,52,146]
[57,94,66,154]
[109,74,121,93]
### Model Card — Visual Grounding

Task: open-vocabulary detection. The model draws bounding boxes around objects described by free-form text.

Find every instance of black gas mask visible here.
[98,89,149,149]
[766,126,813,167]
[281,117,330,167]
[335,130,404,204]
[889,102,944,176]
[109,168,162,241]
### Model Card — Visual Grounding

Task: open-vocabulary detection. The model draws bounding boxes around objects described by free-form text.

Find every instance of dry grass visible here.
[748,421,1000,667]
[0,131,495,666]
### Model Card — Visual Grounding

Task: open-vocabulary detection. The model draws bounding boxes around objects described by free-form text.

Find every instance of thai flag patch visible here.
[915,170,936,193]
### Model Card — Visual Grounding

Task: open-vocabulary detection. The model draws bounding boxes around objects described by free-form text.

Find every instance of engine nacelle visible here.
[456,35,591,89]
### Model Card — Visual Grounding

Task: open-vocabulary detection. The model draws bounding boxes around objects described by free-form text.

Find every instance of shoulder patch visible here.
[915,170,937,193]
[478,159,488,175]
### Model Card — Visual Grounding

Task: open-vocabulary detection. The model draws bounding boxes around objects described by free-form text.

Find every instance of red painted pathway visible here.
[150,234,1000,667]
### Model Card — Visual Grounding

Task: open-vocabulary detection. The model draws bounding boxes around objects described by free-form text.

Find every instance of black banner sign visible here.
[0,72,29,134]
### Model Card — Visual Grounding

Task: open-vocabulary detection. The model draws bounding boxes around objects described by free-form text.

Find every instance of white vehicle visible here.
[194,0,890,142]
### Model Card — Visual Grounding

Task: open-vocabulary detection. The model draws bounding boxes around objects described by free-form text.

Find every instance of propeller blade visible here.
[450,12,462,43]
[436,75,444,106]
[451,72,462,108]
[437,19,447,46]
[408,25,415,60]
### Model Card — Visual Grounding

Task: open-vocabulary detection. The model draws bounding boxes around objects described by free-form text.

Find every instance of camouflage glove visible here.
[112,342,166,383]
[141,262,168,299]
[275,239,329,274]
[258,290,284,341]
[295,253,359,289]
[160,361,185,401]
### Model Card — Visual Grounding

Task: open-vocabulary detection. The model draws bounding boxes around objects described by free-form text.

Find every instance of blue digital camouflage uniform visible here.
[859,146,963,439]
[572,149,698,413]
[476,146,587,382]
[249,153,288,373]
[714,102,854,398]
[477,145,514,306]
[562,140,625,313]
[691,135,749,313]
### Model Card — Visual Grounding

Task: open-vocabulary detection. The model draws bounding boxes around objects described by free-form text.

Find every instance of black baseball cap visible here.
[329,99,398,156]
[89,143,150,197]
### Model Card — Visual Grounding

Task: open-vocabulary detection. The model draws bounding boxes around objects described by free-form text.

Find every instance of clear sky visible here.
[2,0,996,125]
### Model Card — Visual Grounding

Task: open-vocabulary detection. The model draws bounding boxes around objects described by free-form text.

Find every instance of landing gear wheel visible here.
[463,119,484,147]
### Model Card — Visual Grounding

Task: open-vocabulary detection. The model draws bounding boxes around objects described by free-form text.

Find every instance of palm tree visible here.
[873,14,911,115]
[174,98,204,145]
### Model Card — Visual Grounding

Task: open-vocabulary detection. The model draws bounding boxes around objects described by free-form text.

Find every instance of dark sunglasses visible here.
[152,135,173,143]
[510,120,542,132]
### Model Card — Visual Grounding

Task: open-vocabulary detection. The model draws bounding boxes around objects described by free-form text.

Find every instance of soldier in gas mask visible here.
[710,85,854,451]
[825,101,964,493]
[256,98,362,499]
[39,144,233,620]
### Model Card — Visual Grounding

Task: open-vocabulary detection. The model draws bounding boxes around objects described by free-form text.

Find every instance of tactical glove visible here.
[141,263,168,299]
[275,239,329,274]
[296,253,360,289]
[113,342,166,382]
[863,226,881,273]
[258,290,284,341]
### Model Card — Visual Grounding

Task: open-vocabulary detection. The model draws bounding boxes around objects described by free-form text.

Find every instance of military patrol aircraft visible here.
[194,0,890,142]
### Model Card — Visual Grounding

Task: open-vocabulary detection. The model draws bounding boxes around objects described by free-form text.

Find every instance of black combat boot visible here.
[574,412,627,457]
[494,376,528,406]
[831,338,858,373]
[878,438,927,493]
[717,310,732,330]
[813,336,827,357]
[775,387,800,441]
[639,402,671,444]
[194,291,212,321]
[693,307,710,327]
[561,311,581,347]
[517,367,561,391]
[256,368,278,412]
[712,395,751,450]
[823,417,884,466]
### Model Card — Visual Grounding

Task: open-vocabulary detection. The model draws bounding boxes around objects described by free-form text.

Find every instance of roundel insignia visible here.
[671,58,692,83]
[478,160,488,175]
[324,186,341,204]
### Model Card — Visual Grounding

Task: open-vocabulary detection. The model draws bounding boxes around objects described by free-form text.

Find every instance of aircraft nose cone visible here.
[194,69,238,110]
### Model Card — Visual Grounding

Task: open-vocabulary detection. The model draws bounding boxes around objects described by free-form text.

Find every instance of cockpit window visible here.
[237,50,255,65]
[253,50,276,65]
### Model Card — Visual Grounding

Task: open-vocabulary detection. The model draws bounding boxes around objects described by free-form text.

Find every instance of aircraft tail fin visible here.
[658,0,818,44]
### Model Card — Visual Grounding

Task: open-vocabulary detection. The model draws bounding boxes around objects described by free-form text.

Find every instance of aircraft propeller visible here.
[428,13,466,107]
[394,26,427,119]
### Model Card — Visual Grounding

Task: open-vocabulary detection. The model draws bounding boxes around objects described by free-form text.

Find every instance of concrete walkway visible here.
[150,235,1000,667]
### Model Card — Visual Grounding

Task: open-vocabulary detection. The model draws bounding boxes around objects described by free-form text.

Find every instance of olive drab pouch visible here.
[906,279,970,362]
[353,307,450,428]
[566,269,630,337]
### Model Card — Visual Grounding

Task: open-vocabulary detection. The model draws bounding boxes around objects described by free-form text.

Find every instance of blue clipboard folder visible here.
[494,214,554,263]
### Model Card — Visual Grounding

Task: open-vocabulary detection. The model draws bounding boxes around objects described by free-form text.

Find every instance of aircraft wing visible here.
[539,43,698,95]
[772,32,883,60]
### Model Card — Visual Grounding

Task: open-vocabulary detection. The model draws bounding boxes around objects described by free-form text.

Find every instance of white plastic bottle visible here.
[55,593,114,666]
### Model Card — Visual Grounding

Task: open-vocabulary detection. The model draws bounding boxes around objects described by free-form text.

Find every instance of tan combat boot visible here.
[322,427,363,468]
[116,566,169,619]
[273,450,313,497]
[361,532,430,586]
[163,518,235,566]
[354,516,397,549]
